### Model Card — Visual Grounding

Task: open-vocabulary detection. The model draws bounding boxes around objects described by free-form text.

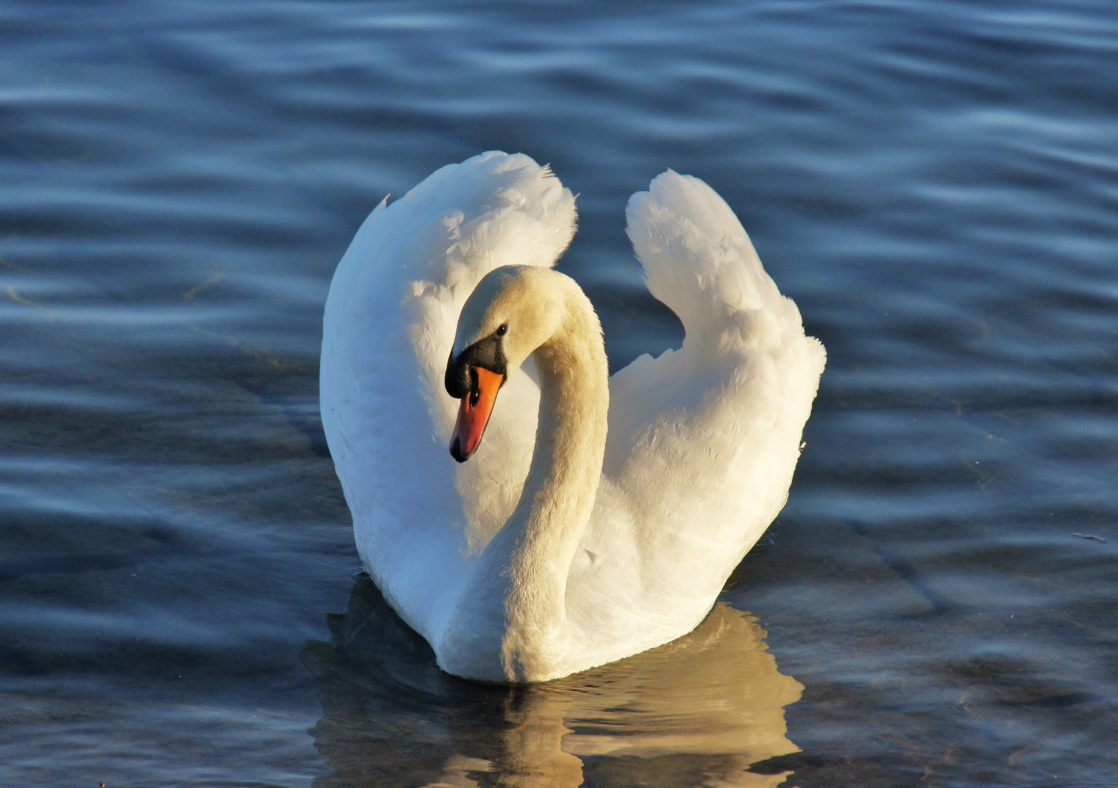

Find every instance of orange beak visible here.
[450,367,505,462]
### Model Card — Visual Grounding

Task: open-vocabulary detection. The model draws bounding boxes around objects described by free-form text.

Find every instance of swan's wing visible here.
[576,171,825,637]
[321,152,577,643]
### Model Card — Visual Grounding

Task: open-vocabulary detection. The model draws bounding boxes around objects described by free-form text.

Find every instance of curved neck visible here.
[505,279,608,676]
[448,276,609,681]
[516,285,609,573]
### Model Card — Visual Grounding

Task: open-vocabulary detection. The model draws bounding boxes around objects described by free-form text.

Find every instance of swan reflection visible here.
[303,575,801,787]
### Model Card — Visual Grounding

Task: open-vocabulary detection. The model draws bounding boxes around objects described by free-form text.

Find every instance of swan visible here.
[320,151,825,683]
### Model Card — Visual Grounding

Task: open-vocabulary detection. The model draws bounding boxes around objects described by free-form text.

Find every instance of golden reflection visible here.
[303,576,801,788]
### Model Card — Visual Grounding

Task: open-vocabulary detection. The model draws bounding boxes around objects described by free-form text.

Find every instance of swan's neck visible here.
[450,278,609,681]
[510,283,609,610]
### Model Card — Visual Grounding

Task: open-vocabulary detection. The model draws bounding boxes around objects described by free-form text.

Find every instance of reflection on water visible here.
[303,576,801,788]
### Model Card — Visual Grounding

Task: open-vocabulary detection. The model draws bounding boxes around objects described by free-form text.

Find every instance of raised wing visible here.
[320,152,576,643]
[574,171,825,632]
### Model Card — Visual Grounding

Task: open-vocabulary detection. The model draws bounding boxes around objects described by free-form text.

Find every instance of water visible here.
[2,0,1116,785]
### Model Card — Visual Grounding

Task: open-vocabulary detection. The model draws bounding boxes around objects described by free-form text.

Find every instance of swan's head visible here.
[445,265,563,462]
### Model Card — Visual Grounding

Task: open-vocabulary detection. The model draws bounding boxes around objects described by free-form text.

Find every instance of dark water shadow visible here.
[302,575,802,787]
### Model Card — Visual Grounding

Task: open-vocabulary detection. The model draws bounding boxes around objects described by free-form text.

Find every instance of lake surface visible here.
[2,0,1116,785]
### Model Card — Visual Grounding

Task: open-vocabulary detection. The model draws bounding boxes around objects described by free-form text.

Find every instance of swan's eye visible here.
[495,323,508,337]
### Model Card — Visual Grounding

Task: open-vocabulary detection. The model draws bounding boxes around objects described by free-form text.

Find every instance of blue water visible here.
[2,1,1116,785]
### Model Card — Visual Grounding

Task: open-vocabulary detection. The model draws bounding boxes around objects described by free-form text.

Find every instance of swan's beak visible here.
[450,367,504,463]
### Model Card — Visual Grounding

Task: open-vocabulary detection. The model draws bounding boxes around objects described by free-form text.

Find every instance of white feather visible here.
[321,153,825,681]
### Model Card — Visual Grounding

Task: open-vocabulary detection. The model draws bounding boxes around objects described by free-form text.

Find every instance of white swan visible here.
[321,151,825,683]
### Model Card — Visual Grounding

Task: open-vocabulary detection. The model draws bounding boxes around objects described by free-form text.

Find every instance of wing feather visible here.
[321,152,577,643]
[578,171,825,631]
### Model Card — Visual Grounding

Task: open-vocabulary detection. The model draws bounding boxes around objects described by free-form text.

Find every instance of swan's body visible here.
[321,152,825,682]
